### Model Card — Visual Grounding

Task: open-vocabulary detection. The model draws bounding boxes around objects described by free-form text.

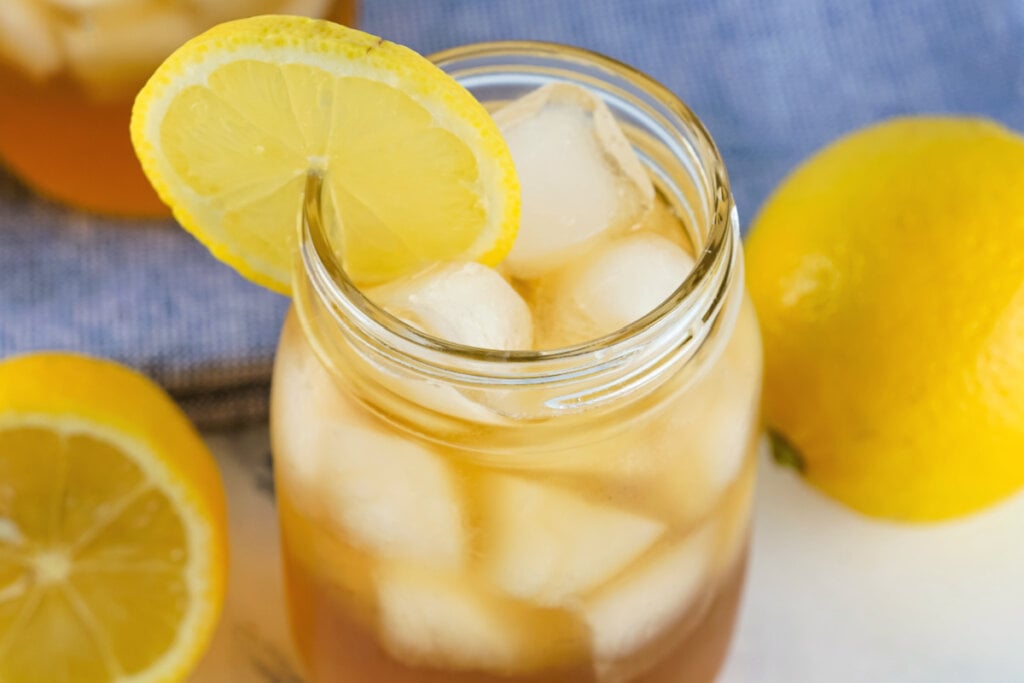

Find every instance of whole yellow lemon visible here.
[746,117,1024,522]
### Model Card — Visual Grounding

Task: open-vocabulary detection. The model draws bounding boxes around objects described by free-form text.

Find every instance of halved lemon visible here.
[0,353,228,682]
[131,15,520,291]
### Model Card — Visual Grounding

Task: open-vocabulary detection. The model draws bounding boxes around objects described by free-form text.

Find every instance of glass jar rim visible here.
[298,39,737,384]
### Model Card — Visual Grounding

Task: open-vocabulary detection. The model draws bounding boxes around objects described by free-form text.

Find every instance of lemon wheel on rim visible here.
[131,15,520,292]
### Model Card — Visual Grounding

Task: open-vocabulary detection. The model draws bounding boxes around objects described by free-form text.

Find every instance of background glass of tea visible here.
[0,0,358,217]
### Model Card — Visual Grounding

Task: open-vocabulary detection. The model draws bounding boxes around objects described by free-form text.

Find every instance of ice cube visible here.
[366,261,533,350]
[59,2,198,97]
[0,518,23,547]
[583,525,715,665]
[712,451,757,574]
[271,312,467,570]
[0,0,62,81]
[374,564,589,674]
[495,83,654,279]
[534,232,695,348]
[374,367,512,425]
[481,475,664,605]
[651,293,762,521]
[483,295,759,526]
[46,0,129,11]
[695,295,762,490]
[320,424,466,569]
[363,262,533,423]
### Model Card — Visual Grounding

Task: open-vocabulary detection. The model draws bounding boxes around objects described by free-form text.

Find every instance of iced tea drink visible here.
[272,43,762,683]
[0,0,356,215]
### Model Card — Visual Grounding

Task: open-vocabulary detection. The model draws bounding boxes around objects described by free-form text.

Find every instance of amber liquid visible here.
[0,66,160,216]
[281,514,748,683]
[272,266,761,681]
[0,1,357,216]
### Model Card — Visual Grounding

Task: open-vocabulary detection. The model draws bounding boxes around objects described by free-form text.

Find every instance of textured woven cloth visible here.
[1,0,1021,427]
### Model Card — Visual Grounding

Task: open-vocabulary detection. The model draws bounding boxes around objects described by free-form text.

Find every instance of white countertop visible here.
[721,447,1024,683]
[193,427,1024,682]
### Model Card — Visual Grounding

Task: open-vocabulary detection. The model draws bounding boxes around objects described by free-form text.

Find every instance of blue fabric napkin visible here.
[1,0,1020,427]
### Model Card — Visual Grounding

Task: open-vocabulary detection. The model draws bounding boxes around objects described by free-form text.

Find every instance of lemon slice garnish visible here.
[131,16,519,291]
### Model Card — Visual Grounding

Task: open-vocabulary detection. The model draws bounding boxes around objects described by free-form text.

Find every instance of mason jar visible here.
[271,41,763,683]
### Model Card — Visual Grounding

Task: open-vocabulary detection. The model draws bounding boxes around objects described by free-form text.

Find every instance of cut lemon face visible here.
[0,353,228,682]
[131,15,520,292]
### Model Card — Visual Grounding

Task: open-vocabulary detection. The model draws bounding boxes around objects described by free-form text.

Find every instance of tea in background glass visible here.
[0,0,357,216]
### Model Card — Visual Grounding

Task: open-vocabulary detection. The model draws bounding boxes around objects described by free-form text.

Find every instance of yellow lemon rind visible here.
[0,352,228,682]
[746,116,1024,522]
[131,15,519,295]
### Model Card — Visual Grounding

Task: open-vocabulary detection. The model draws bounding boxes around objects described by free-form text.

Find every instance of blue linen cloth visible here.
[1,0,1020,427]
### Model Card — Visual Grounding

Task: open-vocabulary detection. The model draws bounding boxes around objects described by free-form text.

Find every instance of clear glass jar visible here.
[271,41,763,683]
[0,0,357,216]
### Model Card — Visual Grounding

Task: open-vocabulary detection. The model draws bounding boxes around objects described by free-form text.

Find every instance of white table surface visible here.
[192,426,1024,682]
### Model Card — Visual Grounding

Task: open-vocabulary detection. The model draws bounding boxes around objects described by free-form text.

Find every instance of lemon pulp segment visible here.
[0,354,228,682]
